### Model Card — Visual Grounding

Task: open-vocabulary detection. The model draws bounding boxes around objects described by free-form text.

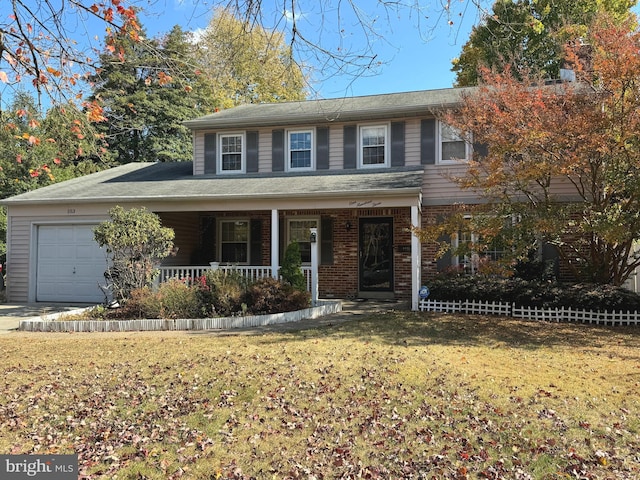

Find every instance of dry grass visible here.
[1,311,639,479]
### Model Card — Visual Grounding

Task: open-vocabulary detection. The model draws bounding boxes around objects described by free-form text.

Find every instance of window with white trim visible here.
[359,124,389,167]
[287,218,318,264]
[218,133,245,173]
[452,216,506,274]
[220,220,249,263]
[439,122,469,163]
[287,130,314,170]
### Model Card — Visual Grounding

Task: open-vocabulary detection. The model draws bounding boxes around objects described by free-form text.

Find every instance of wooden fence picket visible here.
[419,299,640,326]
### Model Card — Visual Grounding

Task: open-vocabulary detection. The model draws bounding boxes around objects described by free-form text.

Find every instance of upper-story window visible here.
[359,124,389,168]
[287,130,314,171]
[219,133,245,173]
[439,122,469,163]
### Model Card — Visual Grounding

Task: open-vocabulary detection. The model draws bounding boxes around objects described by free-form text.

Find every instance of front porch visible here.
[156,206,422,309]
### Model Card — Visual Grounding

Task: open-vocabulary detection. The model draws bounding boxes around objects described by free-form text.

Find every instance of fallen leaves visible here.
[1,314,639,478]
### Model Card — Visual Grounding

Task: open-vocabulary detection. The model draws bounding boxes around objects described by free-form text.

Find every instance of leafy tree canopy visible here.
[0,91,105,199]
[452,0,636,86]
[420,13,640,286]
[194,8,307,108]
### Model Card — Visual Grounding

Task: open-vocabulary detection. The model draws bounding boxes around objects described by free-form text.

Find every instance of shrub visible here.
[244,277,310,314]
[156,278,200,319]
[113,286,161,319]
[93,206,175,303]
[427,274,640,311]
[196,269,248,317]
[280,241,306,291]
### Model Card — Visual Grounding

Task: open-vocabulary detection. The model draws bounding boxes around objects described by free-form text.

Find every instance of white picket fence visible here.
[419,299,640,326]
[158,265,312,291]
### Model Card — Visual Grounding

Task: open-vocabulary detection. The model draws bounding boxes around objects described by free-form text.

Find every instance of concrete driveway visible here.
[0,303,91,334]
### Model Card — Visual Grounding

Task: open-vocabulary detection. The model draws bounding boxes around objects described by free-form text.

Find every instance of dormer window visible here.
[287,130,314,171]
[359,124,389,168]
[219,133,245,173]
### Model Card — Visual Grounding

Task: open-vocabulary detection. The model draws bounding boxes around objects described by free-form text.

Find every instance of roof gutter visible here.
[2,186,423,207]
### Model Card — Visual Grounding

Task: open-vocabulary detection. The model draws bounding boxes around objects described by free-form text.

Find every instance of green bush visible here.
[93,206,175,303]
[244,277,310,314]
[427,274,640,311]
[280,241,306,291]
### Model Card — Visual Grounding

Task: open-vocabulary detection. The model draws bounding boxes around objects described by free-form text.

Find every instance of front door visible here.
[359,217,393,292]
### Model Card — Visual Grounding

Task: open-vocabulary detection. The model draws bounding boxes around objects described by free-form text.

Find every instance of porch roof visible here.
[2,162,424,206]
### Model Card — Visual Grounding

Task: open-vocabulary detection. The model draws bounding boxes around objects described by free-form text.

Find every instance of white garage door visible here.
[37,225,107,303]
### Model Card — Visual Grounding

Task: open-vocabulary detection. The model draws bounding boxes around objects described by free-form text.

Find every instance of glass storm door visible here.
[359,217,393,291]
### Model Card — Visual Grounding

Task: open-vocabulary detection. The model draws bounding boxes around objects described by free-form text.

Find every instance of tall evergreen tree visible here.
[88,25,217,163]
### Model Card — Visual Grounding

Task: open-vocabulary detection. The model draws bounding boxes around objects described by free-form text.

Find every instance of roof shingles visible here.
[2,162,424,205]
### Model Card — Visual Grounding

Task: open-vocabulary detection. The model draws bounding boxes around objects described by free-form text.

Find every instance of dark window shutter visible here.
[321,217,334,265]
[473,141,488,158]
[391,121,405,167]
[435,214,451,272]
[343,125,357,169]
[250,219,263,265]
[316,127,329,170]
[204,133,216,174]
[272,129,285,172]
[195,216,216,264]
[421,119,436,165]
[246,131,259,173]
[436,233,452,272]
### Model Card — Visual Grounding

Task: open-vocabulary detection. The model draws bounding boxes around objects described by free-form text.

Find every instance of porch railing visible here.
[158,265,312,292]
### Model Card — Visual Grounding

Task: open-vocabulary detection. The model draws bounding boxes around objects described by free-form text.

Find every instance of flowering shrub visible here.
[92,273,309,319]
[195,269,248,317]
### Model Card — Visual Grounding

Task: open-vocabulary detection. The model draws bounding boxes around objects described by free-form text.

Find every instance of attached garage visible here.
[36,224,106,303]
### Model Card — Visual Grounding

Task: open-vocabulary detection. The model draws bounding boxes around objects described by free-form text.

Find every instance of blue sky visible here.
[138,1,481,98]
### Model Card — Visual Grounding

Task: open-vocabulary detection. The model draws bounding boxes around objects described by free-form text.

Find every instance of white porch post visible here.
[310,227,319,306]
[411,204,421,311]
[271,209,279,279]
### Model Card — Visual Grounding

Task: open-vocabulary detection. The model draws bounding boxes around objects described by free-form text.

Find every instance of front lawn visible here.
[1,311,639,479]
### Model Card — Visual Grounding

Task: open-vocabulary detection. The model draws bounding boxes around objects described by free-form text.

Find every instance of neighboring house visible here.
[1,87,574,309]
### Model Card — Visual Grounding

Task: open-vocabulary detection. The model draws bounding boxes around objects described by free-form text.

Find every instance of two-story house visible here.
[2,87,489,310]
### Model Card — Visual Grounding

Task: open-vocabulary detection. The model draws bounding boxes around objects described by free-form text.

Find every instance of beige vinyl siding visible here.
[329,125,343,170]
[548,176,580,199]
[193,118,423,174]
[258,128,272,172]
[193,131,206,175]
[405,119,421,166]
[6,215,30,302]
[422,164,584,206]
[422,165,481,205]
